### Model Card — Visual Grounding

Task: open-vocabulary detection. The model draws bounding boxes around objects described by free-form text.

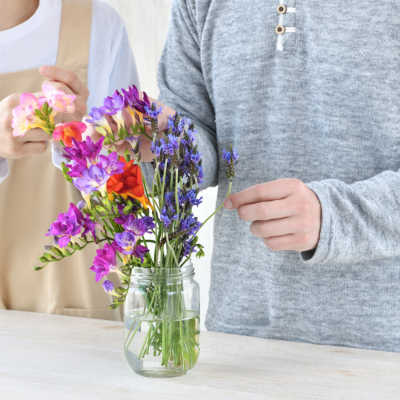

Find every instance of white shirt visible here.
[0,0,139,183]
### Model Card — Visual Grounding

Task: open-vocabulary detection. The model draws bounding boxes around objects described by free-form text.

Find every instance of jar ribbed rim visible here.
[131,263,194,282]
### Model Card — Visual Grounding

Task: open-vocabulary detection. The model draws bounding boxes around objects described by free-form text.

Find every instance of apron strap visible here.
[56,0,92,85]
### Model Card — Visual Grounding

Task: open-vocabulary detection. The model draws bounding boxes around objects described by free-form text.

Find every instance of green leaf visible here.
[61,163,72,183]
[123,201,134,214]
[51,247,64,258]
[35,109,44,119]
[95,205,107,214]
[63,248,73,256]
[43,252,55,262]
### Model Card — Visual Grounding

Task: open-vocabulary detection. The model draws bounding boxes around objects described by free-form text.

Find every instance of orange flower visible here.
[53,121,86,147]
[107,158,150,208]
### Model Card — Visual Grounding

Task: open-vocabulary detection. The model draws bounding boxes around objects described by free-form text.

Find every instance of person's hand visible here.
[225,178,322,252]
[39,65,89,122]
[0,94,50,159]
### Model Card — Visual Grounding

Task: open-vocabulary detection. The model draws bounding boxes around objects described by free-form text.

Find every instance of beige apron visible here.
[0,0,121,320]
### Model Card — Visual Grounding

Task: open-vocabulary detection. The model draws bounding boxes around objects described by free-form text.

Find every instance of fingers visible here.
[232,179,322,252]
[263,234,308,252]
[39,66,89,98]
[21,141,49,156]
[2,93,21,110]
[238,198,295,222]
[227,179,303,210]
[250,217,300,238]
[42,80,73,95]
[15,128,50,143]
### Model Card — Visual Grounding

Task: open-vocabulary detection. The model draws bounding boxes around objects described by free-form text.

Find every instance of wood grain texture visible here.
[1,311,399,399]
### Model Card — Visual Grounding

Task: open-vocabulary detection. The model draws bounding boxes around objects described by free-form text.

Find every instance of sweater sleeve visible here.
[302,171,400,265]
[158,0,218,190]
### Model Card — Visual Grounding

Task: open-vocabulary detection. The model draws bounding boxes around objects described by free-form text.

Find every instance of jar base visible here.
[134,369,187,378]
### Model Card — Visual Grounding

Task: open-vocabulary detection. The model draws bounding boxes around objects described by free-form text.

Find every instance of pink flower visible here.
[12,93,47,137]
[42,82,76,114]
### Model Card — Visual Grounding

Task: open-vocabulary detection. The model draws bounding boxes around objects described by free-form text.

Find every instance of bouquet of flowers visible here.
[12,84,238,376]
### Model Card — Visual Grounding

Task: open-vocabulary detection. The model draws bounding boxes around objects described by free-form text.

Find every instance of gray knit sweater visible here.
[158,0,400,352]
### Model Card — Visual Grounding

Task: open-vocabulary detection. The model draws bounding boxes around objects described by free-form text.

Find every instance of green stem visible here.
[199,180,232,232]
[179,180,233,267]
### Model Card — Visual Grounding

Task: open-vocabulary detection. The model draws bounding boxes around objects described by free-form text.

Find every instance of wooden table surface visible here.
[1,310,399,399]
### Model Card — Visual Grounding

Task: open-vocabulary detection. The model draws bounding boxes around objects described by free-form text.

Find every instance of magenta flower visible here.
[47,203,83,248]
[114,231,136,255]
[64,136,104,166]
[67,160,87,178]
[90,243,116,282]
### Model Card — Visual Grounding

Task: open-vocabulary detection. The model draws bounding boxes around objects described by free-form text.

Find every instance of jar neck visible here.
[131,264,194,284]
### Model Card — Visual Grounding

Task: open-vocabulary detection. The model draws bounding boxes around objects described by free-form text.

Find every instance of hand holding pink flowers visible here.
[0,94,50,159]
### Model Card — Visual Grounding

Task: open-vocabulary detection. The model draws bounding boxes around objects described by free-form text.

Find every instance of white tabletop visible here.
[1,310,399,399]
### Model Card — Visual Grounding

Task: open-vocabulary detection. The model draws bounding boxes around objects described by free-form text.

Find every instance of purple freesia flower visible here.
[133,245,149,263]
[86,106,106,124]
[73,164,109,194]
[64,136,104,165]
[121,85,140,108]
[103,90,125,115]
[90,243,116,282]
[47,203,83,248]
[67,160,87,178]
[98,152,124,176]
[121,85,151,114]
[114,231,136,255]
[80,214,97,240]
[102,280,114,292]
[114,215,155,236]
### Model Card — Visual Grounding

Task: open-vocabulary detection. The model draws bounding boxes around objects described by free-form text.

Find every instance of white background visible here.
[104,0,218,330]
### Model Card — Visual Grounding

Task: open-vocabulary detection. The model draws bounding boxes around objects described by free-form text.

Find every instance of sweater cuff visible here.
[300,181,333,264]
[0,158,9,184]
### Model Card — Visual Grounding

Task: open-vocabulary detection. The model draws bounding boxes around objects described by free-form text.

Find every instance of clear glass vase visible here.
[123,264,200,377]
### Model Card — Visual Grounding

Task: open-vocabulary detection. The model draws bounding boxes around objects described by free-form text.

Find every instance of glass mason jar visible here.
[124,264,200,378]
